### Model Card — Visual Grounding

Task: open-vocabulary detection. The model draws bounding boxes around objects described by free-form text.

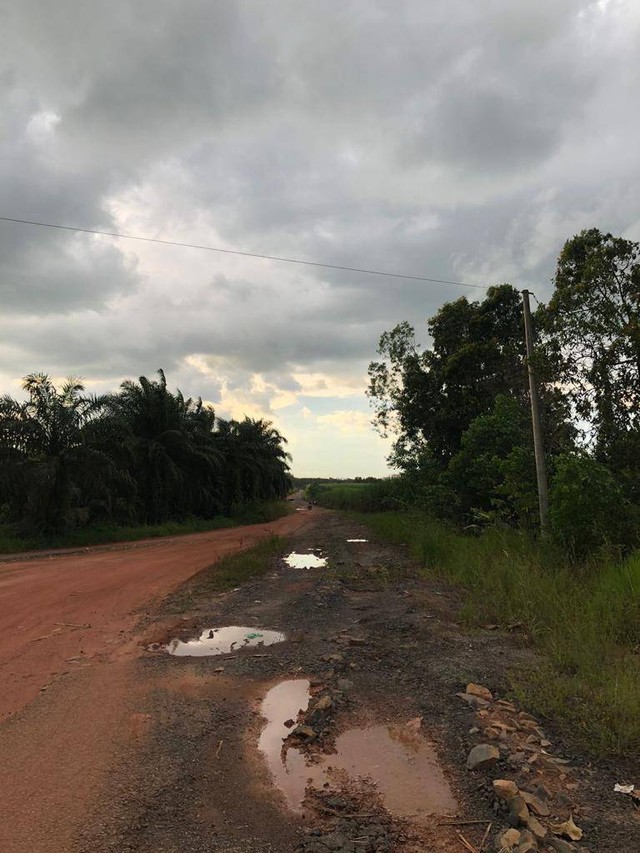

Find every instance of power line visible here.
[0,214,489,290]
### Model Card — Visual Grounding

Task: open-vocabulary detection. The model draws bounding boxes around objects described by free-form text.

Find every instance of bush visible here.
[549,454,634,561]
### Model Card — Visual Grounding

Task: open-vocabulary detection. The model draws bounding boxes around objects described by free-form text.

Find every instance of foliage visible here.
[368,284,572,471]
[545,228,640,499]
[0,370,291,538]
[357,510,640,755]
[446,395,537,526]
[548,454,636,561]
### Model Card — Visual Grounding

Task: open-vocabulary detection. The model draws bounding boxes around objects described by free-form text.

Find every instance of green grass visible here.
[165,535,285,613]
[0,501,291,555]
[353,510,640,756]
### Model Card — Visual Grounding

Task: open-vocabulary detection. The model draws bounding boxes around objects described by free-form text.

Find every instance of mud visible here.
[163,626,286,657]
[258,677,458,822]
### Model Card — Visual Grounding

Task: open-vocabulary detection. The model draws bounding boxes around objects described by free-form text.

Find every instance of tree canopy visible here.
[0,370,291,534]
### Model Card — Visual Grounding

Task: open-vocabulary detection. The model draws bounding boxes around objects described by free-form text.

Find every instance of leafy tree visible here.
[368,284,573,473]
[446,395,537,526]
[546,229,640,496]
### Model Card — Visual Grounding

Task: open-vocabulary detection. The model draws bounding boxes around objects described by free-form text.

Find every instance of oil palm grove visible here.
[0,370,292,535]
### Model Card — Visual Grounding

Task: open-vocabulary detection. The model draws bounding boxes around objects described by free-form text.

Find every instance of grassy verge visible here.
[165,535,285,613]
[354,510,640,757]
[0,501,291,555]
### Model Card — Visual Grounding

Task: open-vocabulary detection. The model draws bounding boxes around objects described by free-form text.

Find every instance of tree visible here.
[368,284,573,473]
[108,370,223,523]
[546,229,640,497]
[446,395,538,526]
[0,374,127,532]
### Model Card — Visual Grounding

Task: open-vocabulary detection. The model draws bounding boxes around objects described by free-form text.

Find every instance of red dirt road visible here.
[0,509,316,853]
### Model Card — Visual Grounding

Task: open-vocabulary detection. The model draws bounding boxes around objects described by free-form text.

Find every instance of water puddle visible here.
[347,539,368,543]
[284,551,327,569]
[164,626,286,657]
[258,680,457,820]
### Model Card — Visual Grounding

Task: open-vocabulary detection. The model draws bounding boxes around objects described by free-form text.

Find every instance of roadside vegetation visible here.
[165,535,285,614]
[316,228,640,756]
[0,369,292,550]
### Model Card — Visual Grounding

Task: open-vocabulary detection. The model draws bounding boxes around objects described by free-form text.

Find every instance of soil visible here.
[1,502,638,852]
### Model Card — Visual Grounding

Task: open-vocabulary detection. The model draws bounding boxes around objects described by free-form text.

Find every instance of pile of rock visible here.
[460,683,590,853]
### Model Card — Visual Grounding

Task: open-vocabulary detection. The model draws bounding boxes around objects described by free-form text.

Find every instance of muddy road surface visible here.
[1,508,637,852]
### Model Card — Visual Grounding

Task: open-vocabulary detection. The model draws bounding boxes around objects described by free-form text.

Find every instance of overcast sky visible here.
[1,1,639,476]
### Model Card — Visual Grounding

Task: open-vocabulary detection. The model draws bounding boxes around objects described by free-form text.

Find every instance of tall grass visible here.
[356,511,640,756]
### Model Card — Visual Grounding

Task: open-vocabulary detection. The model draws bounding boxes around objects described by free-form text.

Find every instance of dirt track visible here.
[0,508,316,853]
[1,506,637,853]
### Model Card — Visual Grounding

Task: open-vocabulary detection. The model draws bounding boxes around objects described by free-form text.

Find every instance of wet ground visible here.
[67,508,640,853]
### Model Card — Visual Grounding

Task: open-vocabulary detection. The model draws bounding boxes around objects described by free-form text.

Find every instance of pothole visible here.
[258,680,458,821]
[160,626,286,657]
[284,551,328,569]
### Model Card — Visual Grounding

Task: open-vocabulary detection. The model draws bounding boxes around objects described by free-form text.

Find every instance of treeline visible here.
[0,369,291,536]
[364,228,640,561]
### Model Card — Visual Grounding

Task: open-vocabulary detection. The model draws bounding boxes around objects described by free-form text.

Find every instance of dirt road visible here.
[1,509,636,853]
[0,507,316,853]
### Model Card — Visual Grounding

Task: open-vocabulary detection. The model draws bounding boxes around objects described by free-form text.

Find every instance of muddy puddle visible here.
[284,551,327,569]
[258,680,457,821]
[163,626,286,657]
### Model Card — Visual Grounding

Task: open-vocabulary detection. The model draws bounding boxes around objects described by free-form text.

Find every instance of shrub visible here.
[549,454,634,561]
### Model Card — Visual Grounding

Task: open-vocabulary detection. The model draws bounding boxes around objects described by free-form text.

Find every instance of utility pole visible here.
[522,289,549,533]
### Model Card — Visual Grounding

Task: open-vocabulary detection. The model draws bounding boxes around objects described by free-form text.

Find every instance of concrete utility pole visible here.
[521,289,549,533]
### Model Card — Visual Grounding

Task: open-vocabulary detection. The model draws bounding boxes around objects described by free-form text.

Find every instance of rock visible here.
[466,682,493,701]
[284,718,295,728]
[469,726,480,735]
[314,694,333,711]
[521,791,550,817]
[493,779,520,801]
[292,724,316,739]
[337,678,353,692]
[457,692,490,708]
[498,828,521,850]
[466,743,500,770]
[507,795,530,825]
[516,829,538,852]
[546,838,577,853]
[347,636,367,646]
[549,817,583,842]
[525,814,547,840]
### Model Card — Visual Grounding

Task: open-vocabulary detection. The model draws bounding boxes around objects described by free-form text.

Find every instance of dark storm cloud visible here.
[1,0,639,397]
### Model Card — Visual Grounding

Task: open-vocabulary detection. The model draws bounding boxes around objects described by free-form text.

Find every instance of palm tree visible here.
[108,370,222,523]
[0,373,128,532]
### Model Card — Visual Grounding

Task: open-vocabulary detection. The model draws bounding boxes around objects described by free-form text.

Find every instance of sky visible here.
[1,0,639,477]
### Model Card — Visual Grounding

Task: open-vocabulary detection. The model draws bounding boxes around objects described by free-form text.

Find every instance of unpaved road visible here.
[1,507,637,853]
[0,507,315,853]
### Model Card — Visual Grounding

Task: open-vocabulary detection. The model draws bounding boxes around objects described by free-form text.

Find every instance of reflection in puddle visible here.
[284,551,327,569]
[165,626,286,657]
[258,681,458,820]
[346,539,368,543]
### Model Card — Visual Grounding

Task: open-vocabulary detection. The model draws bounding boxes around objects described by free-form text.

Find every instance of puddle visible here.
[258,680,457,820]
[164,626,286,657]
[346,539,368,543]
[284,551,327,569]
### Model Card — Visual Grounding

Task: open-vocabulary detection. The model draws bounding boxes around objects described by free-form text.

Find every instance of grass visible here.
[0,501,291,555]
[350,510,640,757]
[165,535,285,613]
